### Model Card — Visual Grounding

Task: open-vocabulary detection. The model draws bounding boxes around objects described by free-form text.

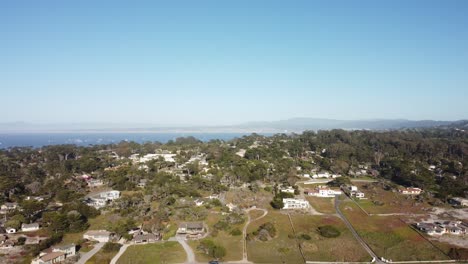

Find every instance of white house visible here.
[282,198,310,209]
[21,223,40,232]
[280,186,295,194]
[87,179,104,187]
[400,187,422,195]
[99,190,120,200]
[226,203,237,212]
[355,192,365,199]
[350,186,358,192]
[1,202,19,211]
[31,251,66,264]
[83,230,112,243]
[194,199,205,207]
[52,244,76,257]
[305,186,342,197]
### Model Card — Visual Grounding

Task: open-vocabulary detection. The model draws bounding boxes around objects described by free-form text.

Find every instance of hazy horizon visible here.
[2,1,468,125]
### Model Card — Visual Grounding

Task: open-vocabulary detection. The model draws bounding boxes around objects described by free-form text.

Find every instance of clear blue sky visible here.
[1,0,467,126]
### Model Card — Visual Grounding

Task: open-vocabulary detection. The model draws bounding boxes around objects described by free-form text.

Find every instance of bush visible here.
[270,198,284,209]
[317,225,341,238]
[300,233,311,240]
[230,228,242,236]
[102,242,122,252]
[264,186,272,192]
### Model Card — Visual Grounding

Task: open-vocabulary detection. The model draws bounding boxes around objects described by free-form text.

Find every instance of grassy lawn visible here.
[305,196,336,214]
[88,213,121,230]
[246,210,303,263]
[86,248,117,264]
[249,209,266,220]
[116,242,186,264]
[340,201,450,261]
[188,212,244,262]
[291,214,369,262]
[353,182,429,214]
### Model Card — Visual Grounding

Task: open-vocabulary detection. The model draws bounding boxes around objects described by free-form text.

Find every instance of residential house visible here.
[31,251,66,264]
[25,236,48,245]
[400,187,422,195]
[52,244,76,257]
[99,190,120,200]
[282,198,310,209]
[133,233,160,244]
[177,222,205,238]
[22,223,40,232]
[87,179,104,187]
[415,221,468,236]
[280,186,295,194]
[1,202,19,211]
[83,230,112,243]
[137,179,147,188]
[305,186,342,197]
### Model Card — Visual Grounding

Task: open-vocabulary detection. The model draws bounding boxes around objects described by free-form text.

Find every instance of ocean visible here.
[0,132,268,149]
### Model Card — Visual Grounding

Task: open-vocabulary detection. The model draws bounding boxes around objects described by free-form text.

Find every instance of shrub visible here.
[300,233,312,240]
[317,225,341,238]
[230,228,242,236]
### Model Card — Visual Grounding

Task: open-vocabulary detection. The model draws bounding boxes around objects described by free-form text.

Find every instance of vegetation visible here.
[317,225,341,238]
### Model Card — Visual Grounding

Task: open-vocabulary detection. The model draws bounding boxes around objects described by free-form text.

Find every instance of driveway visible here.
[110,243,130,264]
[175,237,197,264]
[76,242,105,264]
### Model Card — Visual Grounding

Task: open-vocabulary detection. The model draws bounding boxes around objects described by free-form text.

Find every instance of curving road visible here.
[334,196,382,264]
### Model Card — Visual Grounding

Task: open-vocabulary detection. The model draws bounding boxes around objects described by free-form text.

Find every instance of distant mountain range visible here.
[0,119,466,133]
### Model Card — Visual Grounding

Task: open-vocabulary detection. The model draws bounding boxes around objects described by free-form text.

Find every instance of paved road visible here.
[334,197,382,264]
[110,243,130,264]
[175,237,197,264]
[76,242,105,264]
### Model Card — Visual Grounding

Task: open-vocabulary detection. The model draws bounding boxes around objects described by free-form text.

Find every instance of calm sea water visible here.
[0,133,268,149]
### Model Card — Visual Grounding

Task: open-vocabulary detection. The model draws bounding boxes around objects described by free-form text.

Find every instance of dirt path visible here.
[237,208,268,263]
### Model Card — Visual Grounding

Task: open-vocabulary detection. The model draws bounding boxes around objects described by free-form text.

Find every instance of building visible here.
[415,221,468,236]
[31,251,66,264]
[282,198,310,209]
[99,190,120,200]
[133,233,160,244]
[52,244,76,257]
[449,197,468,207]
[1,202,19,211]
[355,192,365,198]
[87,179,104,187]
[137,179,147,188]
[305,186,342,197]
[400,187,422,195]
[280,186,295,194]
[177,222,205,238]
[22,223,40,232]
[83,230,112,242]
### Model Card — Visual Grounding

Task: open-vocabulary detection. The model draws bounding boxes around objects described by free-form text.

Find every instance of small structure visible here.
[449,197,468,207]
[194,199,205,207]
[282,198,310,209]
[226,203,237,212]
[177,222,205,239]
[400,187,422,195]
[83,230,112,243]
[31,251,66,264]
[99,190,120,200]
[21,223,40,232]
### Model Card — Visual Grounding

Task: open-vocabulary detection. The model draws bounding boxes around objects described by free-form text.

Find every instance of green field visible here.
[246,211,303,263]
[340,201,450,261]
[305,196,336,214]
[291,214,370,262]
[116,242,186,264]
